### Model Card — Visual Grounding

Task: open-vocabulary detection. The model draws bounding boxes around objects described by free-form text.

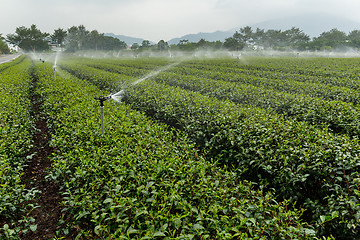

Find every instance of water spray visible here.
[94,95,112,136]
[109,62,183,103]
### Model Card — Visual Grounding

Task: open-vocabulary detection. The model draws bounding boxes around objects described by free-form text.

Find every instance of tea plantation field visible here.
[1,54,360,239]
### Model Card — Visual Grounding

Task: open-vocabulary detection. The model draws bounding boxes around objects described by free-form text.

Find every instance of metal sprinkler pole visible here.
[94,95,111,136]
[54,67,56,82]
[100,105,105,135]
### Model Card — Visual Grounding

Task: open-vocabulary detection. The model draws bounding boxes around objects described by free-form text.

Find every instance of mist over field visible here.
[2,1,360,239]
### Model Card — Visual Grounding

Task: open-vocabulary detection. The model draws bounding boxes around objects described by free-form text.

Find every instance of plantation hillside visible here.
[1,53,360,239]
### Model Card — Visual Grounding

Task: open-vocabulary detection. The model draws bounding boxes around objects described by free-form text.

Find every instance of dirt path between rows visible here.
[20,71,65,239]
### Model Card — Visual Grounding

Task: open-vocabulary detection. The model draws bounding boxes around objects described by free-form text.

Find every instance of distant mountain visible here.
[166,13,360,44]
[107,14,360,46]
[246,13,360,38]
[167,31,233,45]
[105,33,150,46]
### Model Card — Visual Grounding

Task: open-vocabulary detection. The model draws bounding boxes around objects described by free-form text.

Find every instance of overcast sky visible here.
[1,0,360,42]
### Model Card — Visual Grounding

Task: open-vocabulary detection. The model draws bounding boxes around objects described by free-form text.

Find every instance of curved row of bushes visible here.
[64,60,360,138]
[60,59,360,238]
[169,63,360,105]
[35,63,314,239]
[185,57,360,86]
[0,58,38,238]
[123,81,360,238]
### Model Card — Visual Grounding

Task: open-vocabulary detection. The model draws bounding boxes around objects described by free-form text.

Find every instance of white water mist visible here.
[111,90,125,103]
[132,62,179,86]
[110,62,180,102]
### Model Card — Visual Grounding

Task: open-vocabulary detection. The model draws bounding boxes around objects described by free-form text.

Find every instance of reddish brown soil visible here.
[19,75,76,239]
[20,93,61,239]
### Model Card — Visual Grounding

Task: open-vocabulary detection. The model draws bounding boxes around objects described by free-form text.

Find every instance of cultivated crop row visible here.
[64,60,360,138]
[168,63,360,105]
[186,57,360,85]
[33,62,314,239]
[60,58,360,238]
[128,66,360,138]
[0,58,37,238]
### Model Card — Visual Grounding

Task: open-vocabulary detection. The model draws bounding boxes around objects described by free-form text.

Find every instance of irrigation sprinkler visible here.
[53,66,56,82]
[94,95,111,136]
[42,60,45,69]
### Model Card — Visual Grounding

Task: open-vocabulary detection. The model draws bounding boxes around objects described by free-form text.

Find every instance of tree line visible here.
[5,24,127,52]
[223,26,360,51]
[3,24,360,53]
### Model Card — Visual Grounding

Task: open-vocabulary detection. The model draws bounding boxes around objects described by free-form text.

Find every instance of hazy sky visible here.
[1,0,360,42]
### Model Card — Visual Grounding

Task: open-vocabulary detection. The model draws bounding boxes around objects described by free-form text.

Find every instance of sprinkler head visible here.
[94,95,111,107]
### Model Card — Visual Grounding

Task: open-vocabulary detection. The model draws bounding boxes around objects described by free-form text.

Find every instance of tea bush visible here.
[0,58,38,238]
[36,64,314,239]
[59,57,360,238]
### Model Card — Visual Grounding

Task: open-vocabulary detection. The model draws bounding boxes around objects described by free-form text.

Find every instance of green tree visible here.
[141,40,151,49]
[177,39,197,51]
[7,24,49,52]
[236,26,254,47]
[65,26,126,51]
[312,28,347,50]
[66,26,79,52]
[348,30,360,48]
[197,38,207,48]
[157,40,168,51]
[131,43,140,50]
[179,39,188,45]
[224,26,254,51]
[77,25,89,50]
[256,27,310,50]
[223,36,244,51]
[51,28,67,47]
[65,25,89,52]
[283,27,310,50]
[263,29,286,49]
[97,36,127,50]
[88,30,102,51]
[211,40,223,49]
[0,34,10,54]
[253,28,266,48]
